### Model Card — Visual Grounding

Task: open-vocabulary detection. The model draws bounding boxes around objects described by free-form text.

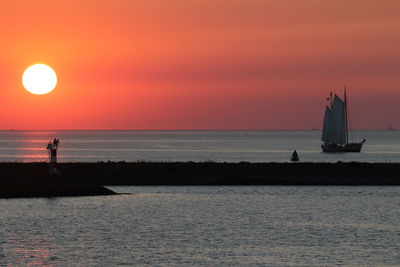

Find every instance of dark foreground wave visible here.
[1,162,400,193]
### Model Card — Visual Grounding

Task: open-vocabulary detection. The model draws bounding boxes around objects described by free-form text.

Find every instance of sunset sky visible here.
[0,0,399,129]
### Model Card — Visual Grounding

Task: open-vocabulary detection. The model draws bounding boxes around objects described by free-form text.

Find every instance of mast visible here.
[344,87,349,145]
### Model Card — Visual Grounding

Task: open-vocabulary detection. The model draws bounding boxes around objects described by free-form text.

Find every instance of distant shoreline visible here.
[1,162,400,189]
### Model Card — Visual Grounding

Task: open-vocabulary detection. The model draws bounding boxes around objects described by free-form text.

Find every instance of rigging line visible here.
[347,96,360,143]
[346,94,354,142]
[347,98,364,141]
[349,115,356,142]
[347,98,354,142]
[353,116,365,139]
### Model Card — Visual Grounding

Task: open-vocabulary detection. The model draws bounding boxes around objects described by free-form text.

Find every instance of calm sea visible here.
[1,132,400,266]
[0,186,399,266]
[0,130,399,163]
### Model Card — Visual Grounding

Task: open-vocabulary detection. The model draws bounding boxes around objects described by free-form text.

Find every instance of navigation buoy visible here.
[291,150,299,162]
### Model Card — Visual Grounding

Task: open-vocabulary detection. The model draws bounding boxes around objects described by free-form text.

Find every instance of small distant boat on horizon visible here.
[388,124,395,131]
[321,89,365,152]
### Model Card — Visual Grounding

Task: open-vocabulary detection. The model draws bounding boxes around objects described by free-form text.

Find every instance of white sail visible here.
[322,95,346,144]
[321,106,331,142]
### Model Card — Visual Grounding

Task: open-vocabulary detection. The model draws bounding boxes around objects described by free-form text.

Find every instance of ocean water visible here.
[0,130,399,163]
[0,186,399,266]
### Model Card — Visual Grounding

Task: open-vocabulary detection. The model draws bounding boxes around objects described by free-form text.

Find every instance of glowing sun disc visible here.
[22,64,57,95]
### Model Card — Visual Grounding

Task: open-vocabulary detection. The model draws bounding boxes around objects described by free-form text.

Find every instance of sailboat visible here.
[321,89,366,152]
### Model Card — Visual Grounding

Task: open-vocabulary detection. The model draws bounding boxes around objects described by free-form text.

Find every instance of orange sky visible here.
[0,0,399,129]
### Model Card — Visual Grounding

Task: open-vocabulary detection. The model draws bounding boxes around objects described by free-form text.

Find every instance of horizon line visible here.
[0,128,393,131]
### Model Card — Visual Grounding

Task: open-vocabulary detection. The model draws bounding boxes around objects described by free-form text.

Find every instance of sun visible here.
[22,64,57,95]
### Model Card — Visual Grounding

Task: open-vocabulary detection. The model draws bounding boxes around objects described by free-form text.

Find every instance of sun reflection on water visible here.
[5,236,55,267]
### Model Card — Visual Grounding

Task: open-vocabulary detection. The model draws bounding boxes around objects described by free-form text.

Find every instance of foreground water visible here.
[0,130,399,162]
[0,186,399,266]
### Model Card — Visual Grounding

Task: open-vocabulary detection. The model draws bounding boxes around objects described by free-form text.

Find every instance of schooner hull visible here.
[321,141,365,153]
